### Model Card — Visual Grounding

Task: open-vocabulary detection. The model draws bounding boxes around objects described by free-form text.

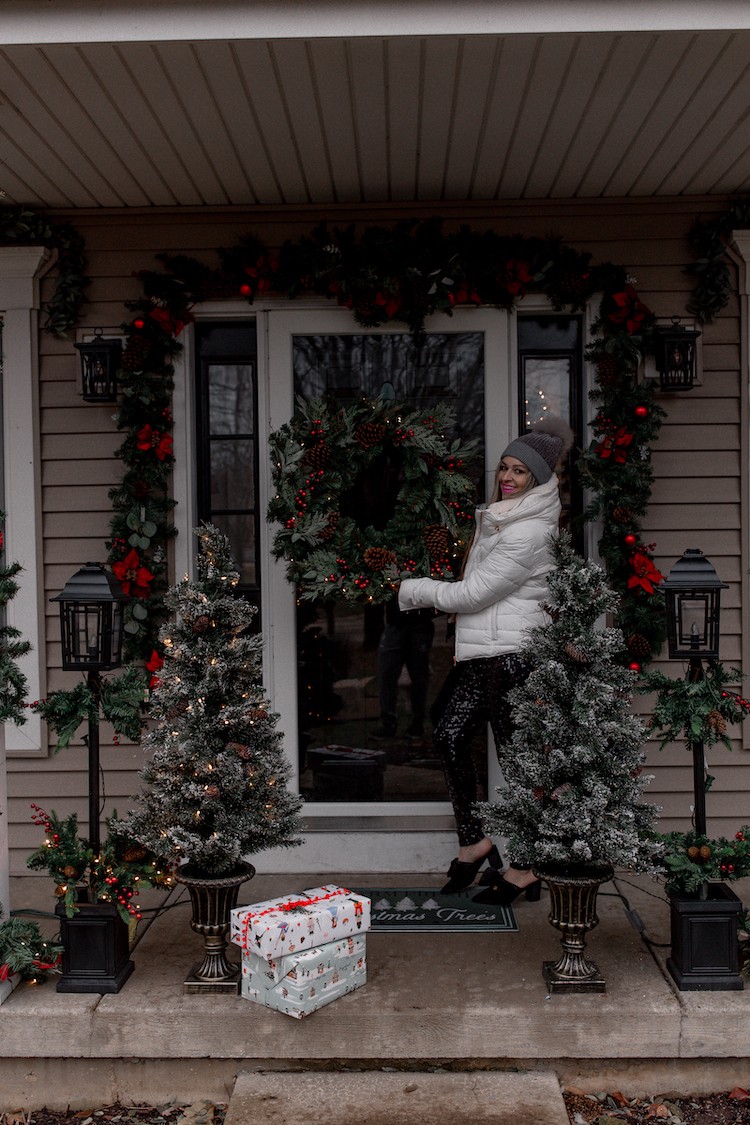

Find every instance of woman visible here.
[397,418,573,905]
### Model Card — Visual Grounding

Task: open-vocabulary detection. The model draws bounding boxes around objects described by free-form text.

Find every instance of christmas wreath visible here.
[268,395,478,604]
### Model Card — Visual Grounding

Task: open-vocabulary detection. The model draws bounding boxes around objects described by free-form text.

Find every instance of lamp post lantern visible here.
[51,563,127,859]
[660,548,727,836]
[74,330,122,403]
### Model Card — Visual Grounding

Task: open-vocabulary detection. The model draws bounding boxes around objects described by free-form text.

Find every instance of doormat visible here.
[350,887,518,932]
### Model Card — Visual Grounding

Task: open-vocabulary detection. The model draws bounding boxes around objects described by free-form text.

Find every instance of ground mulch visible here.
[0,1105,226,1125]
[564,1087,750,1124]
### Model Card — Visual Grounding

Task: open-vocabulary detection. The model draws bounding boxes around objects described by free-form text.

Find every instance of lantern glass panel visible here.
[675,594,709,648]
[60,601,124,671]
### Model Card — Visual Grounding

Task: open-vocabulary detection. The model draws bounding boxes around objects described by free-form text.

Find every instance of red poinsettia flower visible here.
[136,425,174,461]
[627,551,665,595]
[607,284,652,334]
[112,549,155,598]
[596,426,634,463]
[146,649,164,689]
[149,306,191,337]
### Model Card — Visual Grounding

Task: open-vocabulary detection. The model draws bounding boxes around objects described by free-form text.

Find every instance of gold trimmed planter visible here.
[174,861,255,994]
[536,865,614,993]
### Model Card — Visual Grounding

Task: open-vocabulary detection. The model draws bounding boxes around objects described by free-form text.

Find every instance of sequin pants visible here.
[431,653,530,846]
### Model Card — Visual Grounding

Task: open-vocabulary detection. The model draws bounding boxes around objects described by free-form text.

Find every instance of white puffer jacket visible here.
[398,475,561,661]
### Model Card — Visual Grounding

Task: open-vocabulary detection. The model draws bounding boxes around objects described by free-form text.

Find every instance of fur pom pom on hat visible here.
[501,417,575,484]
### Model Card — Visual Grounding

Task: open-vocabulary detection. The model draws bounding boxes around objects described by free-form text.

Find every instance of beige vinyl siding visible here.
[7,195,748,870]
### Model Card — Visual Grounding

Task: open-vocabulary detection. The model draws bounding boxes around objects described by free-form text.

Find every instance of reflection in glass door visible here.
[292,332,486,805]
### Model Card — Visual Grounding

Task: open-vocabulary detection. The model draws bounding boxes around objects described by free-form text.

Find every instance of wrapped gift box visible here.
[230,884,370,961]
[241,933,366,1018]
[0,971,22,1006]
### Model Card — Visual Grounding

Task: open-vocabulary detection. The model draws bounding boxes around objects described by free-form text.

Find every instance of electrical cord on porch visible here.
[608,875,671,949]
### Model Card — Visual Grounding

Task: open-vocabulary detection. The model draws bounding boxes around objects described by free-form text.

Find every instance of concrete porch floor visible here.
[2,871,750,1120]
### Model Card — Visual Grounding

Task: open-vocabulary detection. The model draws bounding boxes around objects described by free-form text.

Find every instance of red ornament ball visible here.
[133,318,146,330]
[634,405,649,418]
[624,533,638,547]
[239,283,252,296]
[628,661,642,673]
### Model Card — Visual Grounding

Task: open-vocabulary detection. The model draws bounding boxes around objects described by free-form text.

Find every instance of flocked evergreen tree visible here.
[0,512,30,726]
[124,524,303,876]
[479,531,659,873]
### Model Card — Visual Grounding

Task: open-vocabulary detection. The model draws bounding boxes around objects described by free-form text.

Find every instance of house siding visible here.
[6,195,748,872]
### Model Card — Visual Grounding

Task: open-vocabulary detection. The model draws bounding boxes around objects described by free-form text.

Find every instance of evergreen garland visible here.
[0,906,63,982]
[639,661,749,754]
[30,664,149,752]
[26,807,172,922]
[0,206,89,337]
[659,826,750,897]
[268,395,477,603]
[122,524,303,876]
[479,531,659,872]
[0,512,30,726]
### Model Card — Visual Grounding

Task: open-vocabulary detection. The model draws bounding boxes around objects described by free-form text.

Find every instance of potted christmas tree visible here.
[479,531,659,992]
[123,524,303,992]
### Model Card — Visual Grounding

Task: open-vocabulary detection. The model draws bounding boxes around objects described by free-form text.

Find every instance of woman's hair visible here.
[488,459,537,504]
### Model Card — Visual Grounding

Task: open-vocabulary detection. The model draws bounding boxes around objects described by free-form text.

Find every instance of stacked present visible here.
[230,883,370,1019]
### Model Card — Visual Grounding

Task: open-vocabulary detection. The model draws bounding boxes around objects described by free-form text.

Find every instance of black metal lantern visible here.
[654,318,701,391]
[52,562,126,672]
[661,548,727,661]
[74,329,122,402]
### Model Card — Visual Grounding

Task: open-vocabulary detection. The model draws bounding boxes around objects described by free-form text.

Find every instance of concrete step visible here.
[224,1070,571,1125]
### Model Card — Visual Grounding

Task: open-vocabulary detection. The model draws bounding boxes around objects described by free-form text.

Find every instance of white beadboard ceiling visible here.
[1,26,750,209]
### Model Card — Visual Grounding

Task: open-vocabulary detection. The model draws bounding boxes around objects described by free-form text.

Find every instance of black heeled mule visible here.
[472,871,542,906]
[441,844,502,894]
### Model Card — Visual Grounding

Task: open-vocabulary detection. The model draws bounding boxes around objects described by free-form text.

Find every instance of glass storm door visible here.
[265,308,512,816]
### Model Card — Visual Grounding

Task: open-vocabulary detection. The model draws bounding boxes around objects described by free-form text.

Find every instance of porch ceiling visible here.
[1,21,750,209]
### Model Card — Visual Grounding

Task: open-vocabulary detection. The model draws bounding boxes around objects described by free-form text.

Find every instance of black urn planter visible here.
[667,882,744,991]
[55,898,134,994]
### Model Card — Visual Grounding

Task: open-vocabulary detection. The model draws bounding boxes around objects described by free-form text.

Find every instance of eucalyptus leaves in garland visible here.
[268,395,478,604]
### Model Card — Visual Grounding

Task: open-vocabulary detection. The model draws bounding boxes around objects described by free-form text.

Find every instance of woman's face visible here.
[497,455,532,498]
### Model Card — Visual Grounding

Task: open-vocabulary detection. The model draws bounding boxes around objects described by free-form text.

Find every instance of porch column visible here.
[0,245,49,914]
[731,231,750,755]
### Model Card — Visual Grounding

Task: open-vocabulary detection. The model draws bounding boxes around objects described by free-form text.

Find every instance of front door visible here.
[264,307,513,828]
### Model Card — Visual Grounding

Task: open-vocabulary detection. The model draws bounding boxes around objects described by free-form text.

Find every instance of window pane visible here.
[209,439,255,510]
[293,331,486,804]
[210,512,256,587]
[208,363,254,434]
[521,356,572,430]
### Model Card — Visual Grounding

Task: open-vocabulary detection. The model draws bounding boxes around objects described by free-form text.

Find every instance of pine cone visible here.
[204,784,220,800]
[612,506,634,524]
[564,640,589,663]
[423,525,452,559]
[122,845,148,863]
[319,511,340,542]
[166,698,190,722]
[63,865,80,878]
[699,845,712,861]
[301,441,330,469]
[627,633,652,658]
[227,741,252,759]
[708,709,727,736]
[596,357,620,385]
[354,422,386,449]
[688,846,700,860]
[363,546,398,571]
[192,614,213,634]
[557,272,590,302]
[541,602,560,623]
[121,335,150,371]
[248,708,268,722]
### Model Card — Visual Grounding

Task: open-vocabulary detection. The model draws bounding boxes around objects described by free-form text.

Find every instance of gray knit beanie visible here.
[500,417,575,484]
